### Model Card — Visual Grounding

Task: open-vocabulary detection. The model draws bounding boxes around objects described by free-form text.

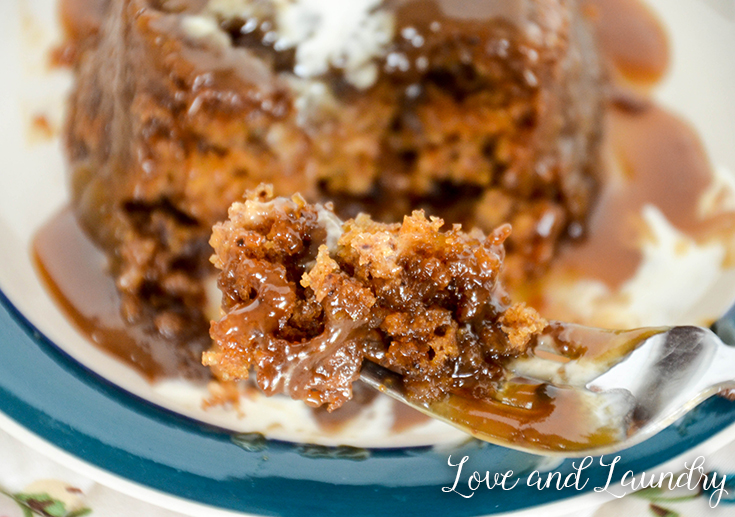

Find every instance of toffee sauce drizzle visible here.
[37,0,728,437]
[551,99,724,290]
[33,209,209,380]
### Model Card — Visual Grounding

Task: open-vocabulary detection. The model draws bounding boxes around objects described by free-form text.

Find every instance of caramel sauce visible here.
[524,0,734,296]
[52,0,108,67]
[39,0,730,439]
[545,98,723,290]
[427,323,665,451]
[311,384,382,432]
[32,208,208,381]
[391,403,431,432]
[311,399,369,433]
[29,114,56,142]
[582,0,669,85]
[392,0,527,28]
[539,323,664,364]
[428,380,619,452]
[58,0,107,43]
[551,0,673,288]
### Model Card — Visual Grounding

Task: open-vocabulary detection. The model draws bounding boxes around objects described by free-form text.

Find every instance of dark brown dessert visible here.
[40,0,735,442]
[206,186,547,410]
[63,0,603,350]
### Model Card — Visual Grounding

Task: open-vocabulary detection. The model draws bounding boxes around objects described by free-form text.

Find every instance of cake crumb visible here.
[206,188,549,409]
[500,303,548,352]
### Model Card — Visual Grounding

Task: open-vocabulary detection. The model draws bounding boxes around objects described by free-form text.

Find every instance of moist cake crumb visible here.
[206,186,548,410]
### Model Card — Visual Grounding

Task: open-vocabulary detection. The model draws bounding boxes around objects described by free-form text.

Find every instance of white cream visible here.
[274,0,394,88]
[204,0,396,89]
[537,191,734,330]
[287,77,339,127]
[699,164,735,216]
[316,205,344,252]
[620,205,726,327]
[180,14,231,47]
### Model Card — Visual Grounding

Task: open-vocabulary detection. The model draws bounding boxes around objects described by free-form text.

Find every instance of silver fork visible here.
[359,309,735,457]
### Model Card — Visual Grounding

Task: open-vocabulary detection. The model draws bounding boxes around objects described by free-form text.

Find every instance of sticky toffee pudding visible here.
[205,186,547,410]
[32,0,735,442]
[61,0,603,352]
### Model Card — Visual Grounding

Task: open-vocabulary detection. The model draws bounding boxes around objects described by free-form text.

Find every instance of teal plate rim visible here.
[1,288,735,517]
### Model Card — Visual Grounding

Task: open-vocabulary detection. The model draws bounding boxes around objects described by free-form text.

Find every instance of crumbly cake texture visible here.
[65,0,602,349]
[206,187,547,410]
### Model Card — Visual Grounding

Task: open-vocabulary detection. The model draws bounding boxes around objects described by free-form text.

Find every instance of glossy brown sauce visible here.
[311,384,382,432]
[556,0,672,288]
[33,209,208,381]
[582,0,669,85]
[38,0,730,437]
[311,400,370,433]
[428,323,666,451]
[545,99,722,290]
[390,0,527,25]
[539,323,664,364]
[52,0,108,66]
[392,403,432,432]
[522,0,734,296]
[58,0,107,41]
[29,114,56,142]
[429,380,619,452]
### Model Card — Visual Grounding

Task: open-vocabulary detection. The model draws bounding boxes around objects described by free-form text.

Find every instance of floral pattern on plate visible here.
[0,481,90,517]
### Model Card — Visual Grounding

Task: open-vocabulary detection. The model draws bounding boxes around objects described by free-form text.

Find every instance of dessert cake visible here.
[64,0,603,352]
[206,186,547,409]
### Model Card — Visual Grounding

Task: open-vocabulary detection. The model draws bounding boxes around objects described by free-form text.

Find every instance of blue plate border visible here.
[1,288,735,516]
